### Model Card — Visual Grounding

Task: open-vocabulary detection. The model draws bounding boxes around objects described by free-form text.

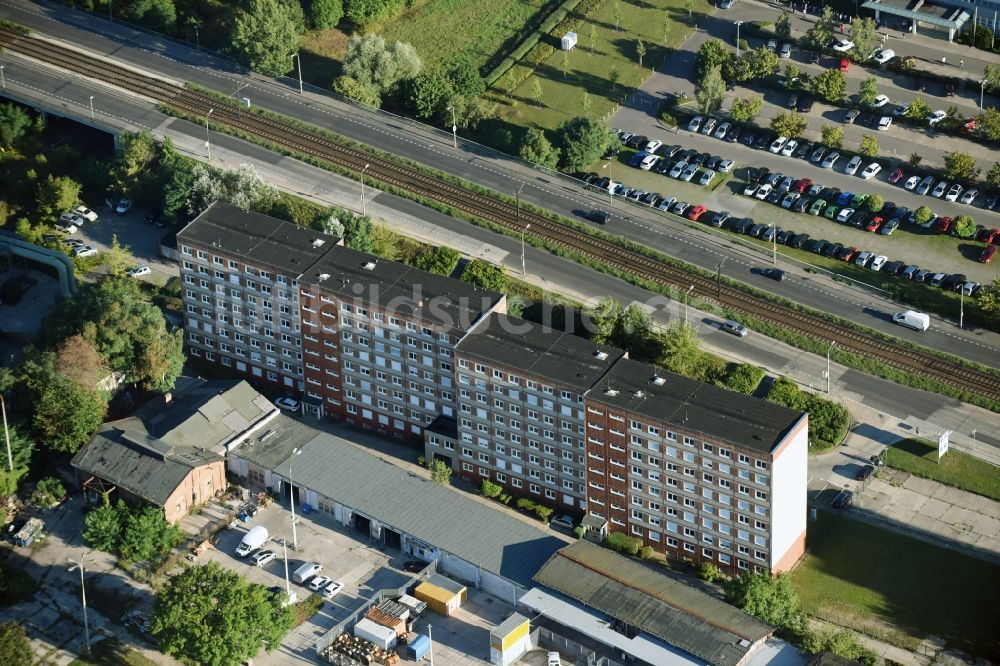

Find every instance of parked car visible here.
[769,136,788,153]
[73,205,99,222]
[860,163,882,180]
[779,42,792,58]
[944,183,963,202]
[981,245,997,264]
[878,219,899,235]
[796,95,814,113]
[869,255,888,271]
[960,188,979,205]
[714,122,731,139]
[831,38,854,52]
[810,146,827,162]
[309,575,333,592]
[686,205,708,221]
[780,139,798,157]
[926,110,947,125]
[871,94,890,108]
[916,175,935,195]
[251,550,276,567]
[821,152,841,169]
[115,197,132,214]
[903,175,920,190]
[844,155,862,175]
[322,581,345,599]
[931,180,949,198]
[550,514,575,530]
[698,170,716,186]
[54,221,78,234]
[873,48,895,64]
[701,118,718,135]
[274,396,301,412]
[127,264,152,278]
[73,245,97,258]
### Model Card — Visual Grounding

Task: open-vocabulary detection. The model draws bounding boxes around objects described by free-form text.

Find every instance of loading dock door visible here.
[384,528,401,549]
[354,513,371,536]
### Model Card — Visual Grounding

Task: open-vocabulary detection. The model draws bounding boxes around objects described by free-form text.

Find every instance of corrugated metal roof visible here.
[533,541,773,666]
[270,431,566,588]
[492,613,529,638]
[426,573,466,595]
[415,581,458,605]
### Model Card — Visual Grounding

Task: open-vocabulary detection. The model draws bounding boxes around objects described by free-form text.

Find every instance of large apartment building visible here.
[298,246,504,438]
[447,313,625,511]
[584,358,807,574]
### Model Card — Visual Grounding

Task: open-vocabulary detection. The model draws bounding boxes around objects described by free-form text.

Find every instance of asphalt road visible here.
[1,0,998,373]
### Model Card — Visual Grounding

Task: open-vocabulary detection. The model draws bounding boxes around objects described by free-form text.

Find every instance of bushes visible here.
[723,364,765,395]
[605,531,642,556]
[481,479,503,498]
[767,378,849,452]
[29,477,66,507]
[516,497,555,522]
[698,561,729,583]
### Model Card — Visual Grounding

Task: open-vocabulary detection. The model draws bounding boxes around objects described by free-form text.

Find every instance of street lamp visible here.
[735,21,744,58]
[360,163,370,217]
[826,341,837,394]
[1,395,12,471]
[291,53,304,95]
[959,286,964,329]
[288,447,302,550]
[602,161,613,203]
[1,65,5,90]
[89,96,95,121]
[193,23,200,51]
[446,105,457,149]
[715,257,727,298]
[428,624,434,666]
[205,108,213,161]
[980,79,987,109]
[67,559,91,654]
[683,284,694,324]
[520,223,531,276]
[971,429,977,451]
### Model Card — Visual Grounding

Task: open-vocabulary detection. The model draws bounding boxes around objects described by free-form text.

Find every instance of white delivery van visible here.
[292,562,323,584]
[235,525,268,557]
[892,310,929,332]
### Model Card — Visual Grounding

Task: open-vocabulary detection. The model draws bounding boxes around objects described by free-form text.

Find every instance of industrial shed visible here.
[414,573,467,616]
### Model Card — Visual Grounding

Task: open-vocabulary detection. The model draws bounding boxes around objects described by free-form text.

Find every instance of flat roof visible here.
[861,0,968,28]
[177,202,340,276]
[301,246,502,331]
[586,358,803,454]
[456,314,625,391]
[260,430,566,588]
[532,541,773,666]
[229,413,318,471]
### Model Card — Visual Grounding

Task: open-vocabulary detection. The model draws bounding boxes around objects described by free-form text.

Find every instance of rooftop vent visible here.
[594,350,609,361]
[318,273,331,282]
[363,260,377,271]
[633,390,645,399]
[311,238,325,248]
[651,374,666,385]
[259,430,275,443]
[604,388,619,397]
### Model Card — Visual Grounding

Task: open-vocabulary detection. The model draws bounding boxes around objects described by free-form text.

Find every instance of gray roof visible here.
[229,414,320,471]
[533,541,773,666]
[587,358,804,454]
[457,314,624,391]
[177,202,340,276]
[492,612,530,637]
[424,573,467,595]
[71,380,275,505]
[269,431,565,587]
[300,246,502,331]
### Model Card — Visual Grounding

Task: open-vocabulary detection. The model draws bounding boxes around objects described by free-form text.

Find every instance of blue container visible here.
[407,634,430,660]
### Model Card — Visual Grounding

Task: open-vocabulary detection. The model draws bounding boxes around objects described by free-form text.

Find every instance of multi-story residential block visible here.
[177,203,340,398]
[298,246,504,439]
[583,358,807,574]
[446,314,625,512]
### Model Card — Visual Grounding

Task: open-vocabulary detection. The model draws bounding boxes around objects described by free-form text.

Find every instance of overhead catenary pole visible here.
[959,287,964,329]
[205,108,213,160]
[521,223,531,275]
[292,53,304,95]
[1,395,12,471]
[193,23,200,51]
[1,65,5,91]
[289,447,302,550]
[715,257,727,298]
[67,559,91,654]
[89,96,95,121]
[447,106,457,149]
[428,624,434,666]
[361,163,371,217]
[827,341,837,394]
[684,285,694,324]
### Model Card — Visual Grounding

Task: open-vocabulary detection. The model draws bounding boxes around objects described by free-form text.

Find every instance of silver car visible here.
[821,152,841,169]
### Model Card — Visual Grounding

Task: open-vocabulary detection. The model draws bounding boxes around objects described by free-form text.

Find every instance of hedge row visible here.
[767,378,850,452]
[516,497,555,522]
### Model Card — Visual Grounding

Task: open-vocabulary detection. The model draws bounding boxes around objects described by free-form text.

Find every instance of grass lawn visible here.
[67,638,159,666]
[883,438,1000,501]
[792,511,1000,660]
[496,0,711,132]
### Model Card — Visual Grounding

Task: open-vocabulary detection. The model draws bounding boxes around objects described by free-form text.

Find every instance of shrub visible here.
[659,111,678,128]
[534,504,554,522]
[516,497,537,513]
[699,561,729,582]
[481,479,503,499]
[605,531,642,556]
[723,364,765,394]
[638,546,655,560]
[30,477,66,507]
[572,525,585,539]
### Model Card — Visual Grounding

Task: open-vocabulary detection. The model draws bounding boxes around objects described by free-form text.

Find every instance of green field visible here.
[883,438,1000,501]
[497,0,711,131]
[791,511,1000,660]
[381,0,556,70]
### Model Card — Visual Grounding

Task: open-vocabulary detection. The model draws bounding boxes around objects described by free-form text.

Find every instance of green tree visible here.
[104,234,135,279]
[858,76,878,108]
[529,78,543,106]
[368,224,401,261]
[342,213,374,252]
[695,65,726,115]
[729,96,763,123]
[858,133,879,158]
[127,0,176,32]
[414,246,461,275]
[802,6,836,51]
[661,13,670,45]
[119,506,182,562]
[310,0,344,29]
[725,571,806,634]
[770,112,807,139]
[589,24,597,54]
[904,96,932,122]
[460,259,508,293]
[683,0,695,17]
[743,47,780,79]
[32,374,106,453]
[332,75,380,106]
[612,1,623,31]
[428,459,451,485]
[803,628,878,665]
[976,107,1000,141]
[908,152,922,167]
[608,65,620,92]
[864,193,884,212]
[810,68,846,103]
[636,39,646,69]
[480,479,503,498]
[447,56,486,100]
[914,206,934,225]
[337,34,422,108]
[152,562,295,666]
[30,477,66,507]
[943,151,981,181]
[987,162,1000,188]
[0,621,32,666]
[409,69,453,120]
[556,116,613,172]
[953,215,976,238]
[83,501,127,553]
[820,124,843,149]
[783,63,802,89]
[35,174,81,221]
[231,0,299,76]
[850,16,879,63]
[0,102,32,149]
[695,39,734,80]
[519,128,560,169]
[977,277,1000,319]
[775,13,792,40]
[656,322,718,380]
[582,90,592,117]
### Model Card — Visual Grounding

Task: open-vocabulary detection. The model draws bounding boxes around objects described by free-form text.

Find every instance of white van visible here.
[292,562,323,584]
[235,525,268,557]
[892,310,929,332]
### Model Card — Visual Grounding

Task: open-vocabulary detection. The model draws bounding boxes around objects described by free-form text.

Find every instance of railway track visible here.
[2,26,998,405]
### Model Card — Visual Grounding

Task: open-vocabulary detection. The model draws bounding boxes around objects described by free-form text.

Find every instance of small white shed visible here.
[354,618,397,650]
[561,32,577,51]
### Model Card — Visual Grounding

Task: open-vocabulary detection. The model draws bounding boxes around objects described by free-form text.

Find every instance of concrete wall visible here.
[769,415,809,572]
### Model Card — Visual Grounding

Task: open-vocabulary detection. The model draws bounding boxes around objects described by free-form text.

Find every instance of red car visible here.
[865,216,883,232]
[687,205,708,221]
[794,178,813,194]
[839,58,849,72]
[841,247,858,262]
[976,227,1000,244]
[936,216,953,233]
[981,245,997,264]
[888,167,904,184]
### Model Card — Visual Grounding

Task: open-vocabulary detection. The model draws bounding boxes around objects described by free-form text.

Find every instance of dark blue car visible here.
[836,192,855,206]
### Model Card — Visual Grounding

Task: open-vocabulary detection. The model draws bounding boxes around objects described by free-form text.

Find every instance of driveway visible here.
[74,201,179,283]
